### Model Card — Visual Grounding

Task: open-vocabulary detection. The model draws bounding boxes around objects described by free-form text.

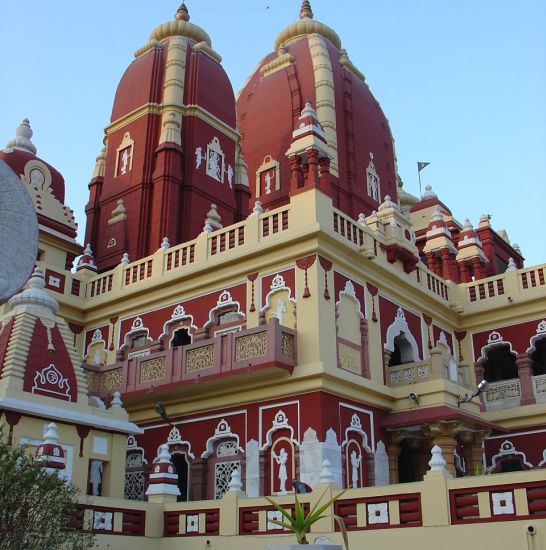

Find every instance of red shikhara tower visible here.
[84,4,249,272]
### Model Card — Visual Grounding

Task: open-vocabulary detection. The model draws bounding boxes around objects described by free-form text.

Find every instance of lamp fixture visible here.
[457,379,489,406]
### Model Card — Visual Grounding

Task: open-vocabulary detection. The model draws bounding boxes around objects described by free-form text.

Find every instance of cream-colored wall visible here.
[86,470,546,550]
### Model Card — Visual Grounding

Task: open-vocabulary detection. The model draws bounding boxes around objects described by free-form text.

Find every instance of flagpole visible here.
[418,167,422,199]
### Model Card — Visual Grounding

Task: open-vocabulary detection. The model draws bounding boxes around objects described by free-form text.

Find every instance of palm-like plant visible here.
[265,487,348,548]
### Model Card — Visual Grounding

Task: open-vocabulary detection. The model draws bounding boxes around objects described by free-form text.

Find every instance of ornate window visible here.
[214,460,240,499]
[124,453,147,501]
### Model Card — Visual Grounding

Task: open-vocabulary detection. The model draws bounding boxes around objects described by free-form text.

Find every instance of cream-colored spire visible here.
[8,266,59,315]
[300,0,313,19]
[4,118,37,155]
[92,146,107,179]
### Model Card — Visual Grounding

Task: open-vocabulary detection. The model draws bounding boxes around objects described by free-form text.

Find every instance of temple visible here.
[1,2,545,548]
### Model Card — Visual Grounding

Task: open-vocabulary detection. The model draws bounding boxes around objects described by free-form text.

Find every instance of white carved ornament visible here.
[164,425,195,459]
[341,414,371,452]
[32,364,71,400]
[262,409,298,450]
[270,274,286,290]
[201,419,244,458]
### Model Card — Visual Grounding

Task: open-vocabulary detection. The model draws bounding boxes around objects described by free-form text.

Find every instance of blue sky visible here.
[1,0,544,266]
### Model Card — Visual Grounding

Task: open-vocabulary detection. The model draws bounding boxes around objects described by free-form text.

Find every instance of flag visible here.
[417,162,430,172]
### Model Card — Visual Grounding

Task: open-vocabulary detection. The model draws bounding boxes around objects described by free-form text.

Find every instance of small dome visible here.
[1,119,67,204]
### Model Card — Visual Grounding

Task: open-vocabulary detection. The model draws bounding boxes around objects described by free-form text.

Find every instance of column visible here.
[516,353,536,405]
[387,432,404,484]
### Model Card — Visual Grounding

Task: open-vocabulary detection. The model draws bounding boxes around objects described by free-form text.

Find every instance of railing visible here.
[87,320,296,397]
[483,378,521,409]
[127,472,546,540]
[449,478,546,524]
[387,360,431,387]
[467,276,505,302]
[533,374,546,403]
[164,241,196,272]
[520,266,545,290]
[424,269,449,301]
[74,501,146,536]
[87,273,113,298]
[124,258,153,286]
[332,208,364,246]
[260,206,289,238]
[209,222,246,256]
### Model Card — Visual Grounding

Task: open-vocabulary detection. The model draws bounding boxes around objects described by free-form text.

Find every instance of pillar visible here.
[459,261,470,283]
[430,435,457,477]
[318,156,331,192]
[306,148,320,188]
[387,432,404,484]
[472,257,485,280]
[441,248,452,281]
[516,353,536,405]
[289,154,303,192]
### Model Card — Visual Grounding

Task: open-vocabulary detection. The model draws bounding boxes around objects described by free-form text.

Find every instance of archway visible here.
[483,345,517,382]
[171,327,191,349]
[389,333,416,367]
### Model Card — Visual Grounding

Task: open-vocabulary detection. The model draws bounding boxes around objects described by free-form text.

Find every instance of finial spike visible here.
[300,0,313,20]
[175,2,190,22]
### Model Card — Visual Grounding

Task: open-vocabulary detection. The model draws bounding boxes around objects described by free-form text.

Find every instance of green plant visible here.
[0,433,96,550]
[265,487,349,548]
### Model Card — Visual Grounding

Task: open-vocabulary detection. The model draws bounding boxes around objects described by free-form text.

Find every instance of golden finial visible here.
[175,2,190,22]
[300,0,313,19]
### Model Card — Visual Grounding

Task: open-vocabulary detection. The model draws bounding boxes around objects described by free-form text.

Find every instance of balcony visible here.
[84,319,296,399]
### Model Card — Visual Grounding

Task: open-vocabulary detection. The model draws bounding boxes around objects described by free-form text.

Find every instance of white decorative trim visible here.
[32,364,72,400]
[114,132,134,177]
[487,331,504,345]
[336,280,364,318]
[158,305,197,344]
[367,502,389,524]
[339,403,375,451]
[261,275,297,324]
[201,419,244,458]
[384,307,420,360]
[203,290,245,329]
[186,514,199,533]
[261,410,299,450]
[341,414,372,452]
[205,137,225,183]
[164,425,195,459]
[366,152,381,203]
[527,320,546,354]
[478,336,516,363]
[93,511,113,531]
[489,440,533,470]
[492,492,514,515]
[3,397,142,434]
[538,449,546,468]
[121,317,152,350]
